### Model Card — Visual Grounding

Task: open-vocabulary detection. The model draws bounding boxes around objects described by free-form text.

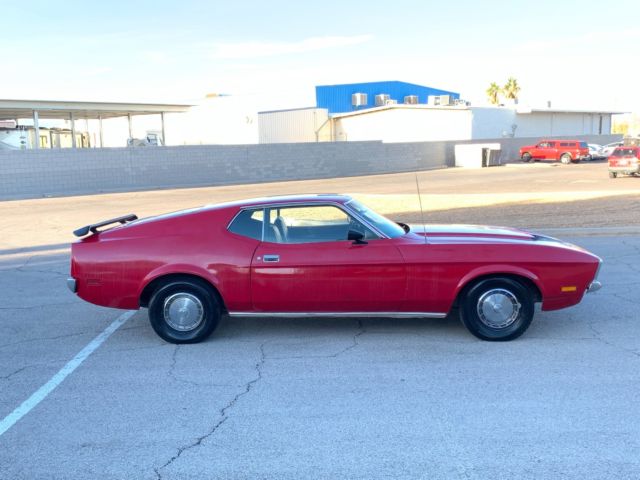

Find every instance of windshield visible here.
[346,199,406,238]
[611,148,638,157]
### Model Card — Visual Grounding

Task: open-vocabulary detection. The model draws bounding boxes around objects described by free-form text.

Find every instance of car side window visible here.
[264,204,378,244]
[228,208,264,241]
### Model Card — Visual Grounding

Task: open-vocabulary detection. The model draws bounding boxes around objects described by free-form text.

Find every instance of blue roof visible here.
[316,81,459,114]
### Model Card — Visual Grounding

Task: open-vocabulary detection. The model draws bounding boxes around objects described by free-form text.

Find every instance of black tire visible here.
[521,153,532,162]
[560,153,572,165]
[459,277,535,341]
[609,172,617,179]
[148,278,221,344]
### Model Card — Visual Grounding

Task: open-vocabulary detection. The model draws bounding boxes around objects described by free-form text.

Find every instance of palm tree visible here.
[486,82,501,105]
[503,77,521,102]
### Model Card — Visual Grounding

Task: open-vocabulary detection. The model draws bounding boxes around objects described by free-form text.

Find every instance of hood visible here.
[409,224,536,241]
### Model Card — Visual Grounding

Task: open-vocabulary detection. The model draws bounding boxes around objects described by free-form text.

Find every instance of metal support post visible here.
[70,112,77,148]
[33,110,40,149]
[160,112,166,146]
[99,116,104,147]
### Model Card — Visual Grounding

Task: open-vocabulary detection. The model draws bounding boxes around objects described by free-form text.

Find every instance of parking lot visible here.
[1,161,640,479]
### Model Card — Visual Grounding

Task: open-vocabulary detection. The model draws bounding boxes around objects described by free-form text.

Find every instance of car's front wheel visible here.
[148,278,221,344]
[521,153,532,162]
[459,277,535,341]
[609,171,617,178]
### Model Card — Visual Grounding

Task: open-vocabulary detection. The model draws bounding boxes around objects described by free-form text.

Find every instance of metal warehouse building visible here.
[259,81,620,144]
[315,80,460,114]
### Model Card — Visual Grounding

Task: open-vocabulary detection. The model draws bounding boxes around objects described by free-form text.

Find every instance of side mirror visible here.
[348,229,367,245]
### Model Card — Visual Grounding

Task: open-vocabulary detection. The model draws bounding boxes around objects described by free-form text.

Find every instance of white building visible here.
[258,104,619,144]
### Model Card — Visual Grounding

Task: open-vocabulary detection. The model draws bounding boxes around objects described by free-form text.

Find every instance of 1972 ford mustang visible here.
[68,195,602,343]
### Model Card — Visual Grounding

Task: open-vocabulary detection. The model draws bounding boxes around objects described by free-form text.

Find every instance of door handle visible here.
[263,254,280,263]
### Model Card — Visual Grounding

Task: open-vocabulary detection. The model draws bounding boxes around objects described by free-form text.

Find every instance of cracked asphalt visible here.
[1,166,640,479]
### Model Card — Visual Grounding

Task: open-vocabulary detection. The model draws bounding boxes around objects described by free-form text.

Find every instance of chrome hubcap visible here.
[477,288,521,329]
[163,293,204,332]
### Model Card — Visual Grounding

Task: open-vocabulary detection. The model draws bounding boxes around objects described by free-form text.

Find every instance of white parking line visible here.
[0,310,136,437]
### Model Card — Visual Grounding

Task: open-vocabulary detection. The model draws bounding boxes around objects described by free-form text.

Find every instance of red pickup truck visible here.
[520,140,590,164]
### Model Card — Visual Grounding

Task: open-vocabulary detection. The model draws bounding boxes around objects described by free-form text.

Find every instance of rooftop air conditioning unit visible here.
[404,95,419,104]
[352,93,367,107]
[438,95,452,106]
[427,95,438,106]
[385,99,398,105]
[375,94,390,106]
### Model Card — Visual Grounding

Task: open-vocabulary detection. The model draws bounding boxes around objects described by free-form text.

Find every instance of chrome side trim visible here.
[228,311,447,319]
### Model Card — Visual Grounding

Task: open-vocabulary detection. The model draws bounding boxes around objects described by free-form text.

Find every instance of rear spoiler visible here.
[73,214,138,237]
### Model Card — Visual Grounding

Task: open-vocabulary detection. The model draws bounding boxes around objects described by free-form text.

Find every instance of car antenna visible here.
[414,172,427,244]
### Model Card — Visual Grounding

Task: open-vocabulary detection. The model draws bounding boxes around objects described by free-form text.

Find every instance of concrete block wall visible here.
[0,134,621,200]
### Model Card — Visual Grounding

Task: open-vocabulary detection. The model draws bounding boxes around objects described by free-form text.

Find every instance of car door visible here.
[531,142,548,160]
[543,141,557,160]
[250,203,406,312]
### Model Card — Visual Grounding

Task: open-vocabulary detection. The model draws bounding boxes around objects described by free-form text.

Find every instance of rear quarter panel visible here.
[72,208,258,310]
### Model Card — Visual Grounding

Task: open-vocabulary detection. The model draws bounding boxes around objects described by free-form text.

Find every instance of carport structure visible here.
[0,99,192,148]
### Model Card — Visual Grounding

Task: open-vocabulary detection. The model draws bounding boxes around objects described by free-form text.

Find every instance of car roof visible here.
[538,139,582,142]
[205,194,353,211]
[128,194,354,228]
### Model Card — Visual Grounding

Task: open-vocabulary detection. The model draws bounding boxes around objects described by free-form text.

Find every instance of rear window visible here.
[228,209,263,240]
[611,148,639,157]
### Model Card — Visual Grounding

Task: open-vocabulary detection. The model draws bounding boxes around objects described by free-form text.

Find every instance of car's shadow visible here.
[212,310,469,342]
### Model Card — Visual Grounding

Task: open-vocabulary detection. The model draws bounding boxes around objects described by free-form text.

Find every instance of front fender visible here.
[454,264,545,300]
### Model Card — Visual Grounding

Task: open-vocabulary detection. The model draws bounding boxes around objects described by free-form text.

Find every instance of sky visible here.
[1,0,639,112]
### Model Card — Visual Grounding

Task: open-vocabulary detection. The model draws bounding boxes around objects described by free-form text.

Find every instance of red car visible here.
[68,195,602,343]
[520,139,590,164]
[608,146,640,178]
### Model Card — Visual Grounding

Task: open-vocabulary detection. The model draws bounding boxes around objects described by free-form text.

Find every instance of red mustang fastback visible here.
[68,195,602,343]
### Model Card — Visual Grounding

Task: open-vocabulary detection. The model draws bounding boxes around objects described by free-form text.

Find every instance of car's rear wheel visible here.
[609,171,617,178]
[560,153,572,164]
[148,279,221,344]
[459,277,535,341]
[521,153,532,162]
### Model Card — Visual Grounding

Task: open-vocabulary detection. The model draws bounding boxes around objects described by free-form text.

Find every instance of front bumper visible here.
[587,280,602,293]
[586,259,603,293]
[67,277,77,293]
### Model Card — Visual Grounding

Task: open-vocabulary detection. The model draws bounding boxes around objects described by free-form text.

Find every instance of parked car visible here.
[519,139,590,164]
[601,141,624,157]
[68,195,602,343]
[587,143,605,160]
[608,146,640,178]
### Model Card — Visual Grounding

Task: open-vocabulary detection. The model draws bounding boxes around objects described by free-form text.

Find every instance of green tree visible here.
[486,82,501,105]
[503,77,521,101]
